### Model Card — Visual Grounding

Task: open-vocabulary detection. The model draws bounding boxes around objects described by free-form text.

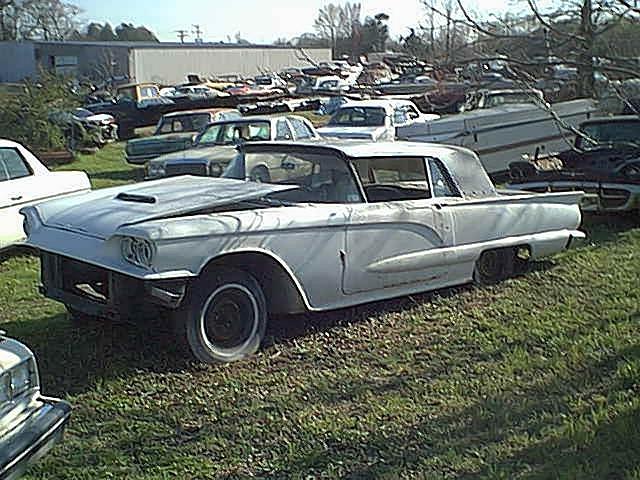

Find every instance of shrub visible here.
[0,71,80,151]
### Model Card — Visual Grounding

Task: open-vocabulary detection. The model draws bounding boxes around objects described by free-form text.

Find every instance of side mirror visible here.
[281,160,296,170]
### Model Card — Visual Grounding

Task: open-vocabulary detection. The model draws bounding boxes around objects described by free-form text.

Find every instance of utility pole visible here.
[578,0,594,97]
[175,30,189,43]
[192,24,203,44]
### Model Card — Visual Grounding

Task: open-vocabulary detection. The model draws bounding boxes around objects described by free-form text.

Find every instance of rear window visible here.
[328,107,386,127]
[197,121,271,145]
[577,121,640,148]
[0,148,31,182]
[158,114,211,134]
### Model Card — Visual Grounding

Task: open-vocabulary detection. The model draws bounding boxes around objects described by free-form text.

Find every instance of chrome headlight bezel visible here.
[0,358,39,405]
[146,162,166,178]
[121,236,156,268]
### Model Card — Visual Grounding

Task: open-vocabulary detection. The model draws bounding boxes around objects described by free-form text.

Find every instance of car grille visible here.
[165,162,209,177]
[601,188,630,208]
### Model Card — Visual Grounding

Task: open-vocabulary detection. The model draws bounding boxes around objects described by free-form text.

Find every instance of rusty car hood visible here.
[25,176,296,239]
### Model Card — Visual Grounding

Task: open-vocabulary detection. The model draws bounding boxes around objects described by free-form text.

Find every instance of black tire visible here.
[181,267,267,364]
[249,166,271,183]
[473,248,515,285]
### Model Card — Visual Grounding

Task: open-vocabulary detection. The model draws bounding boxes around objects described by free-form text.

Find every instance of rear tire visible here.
[473,248,515,285]
[181,267,267,364]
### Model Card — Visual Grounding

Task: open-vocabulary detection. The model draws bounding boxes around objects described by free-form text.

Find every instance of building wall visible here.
[33,43,132,82]
[0,42,36,82]
[131,47,332,85]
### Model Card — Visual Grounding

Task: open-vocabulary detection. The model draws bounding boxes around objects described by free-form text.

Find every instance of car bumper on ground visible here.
[0,397,71,480]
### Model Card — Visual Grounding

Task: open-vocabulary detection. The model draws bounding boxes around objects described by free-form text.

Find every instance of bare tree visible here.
[0,0,80,40]
[314,2,362,56]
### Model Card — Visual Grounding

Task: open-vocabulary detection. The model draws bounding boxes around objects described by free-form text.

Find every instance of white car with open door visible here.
[0,139,90,250]
[22,141,584,364]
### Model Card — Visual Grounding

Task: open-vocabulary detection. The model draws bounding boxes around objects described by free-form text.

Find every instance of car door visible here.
[343,156,454,295]
[0,147,42,248]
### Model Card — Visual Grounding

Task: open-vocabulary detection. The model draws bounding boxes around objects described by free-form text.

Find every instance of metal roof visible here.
[32,40,330,50]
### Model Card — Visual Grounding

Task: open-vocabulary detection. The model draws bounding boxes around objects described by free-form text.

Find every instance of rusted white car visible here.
[22,141,584,363]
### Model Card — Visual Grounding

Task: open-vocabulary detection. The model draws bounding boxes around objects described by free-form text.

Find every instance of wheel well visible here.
[200,252,308,315]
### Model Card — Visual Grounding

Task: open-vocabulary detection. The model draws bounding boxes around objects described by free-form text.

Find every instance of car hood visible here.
[24,176,295,240]
[317,126,390,141]
[150,145,237,164]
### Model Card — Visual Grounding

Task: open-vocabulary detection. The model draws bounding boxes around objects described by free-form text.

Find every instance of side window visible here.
[158,120,173,134]
[197,125,222,144]
[393,107,408,125]
[352,156,430,202]
[0,148,31,182]
[275,119,293,140]
[289,118,314,139]
[172,120,184,132]
[428,158,460,197]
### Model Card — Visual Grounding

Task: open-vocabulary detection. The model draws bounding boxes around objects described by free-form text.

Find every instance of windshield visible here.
[578,121,640,148]
[222,150,362,203]
[328,107,386,127]
[196,121,271,145]
[157,114,211,134]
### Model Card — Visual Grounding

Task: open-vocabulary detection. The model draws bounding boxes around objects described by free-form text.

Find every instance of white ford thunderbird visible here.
[21,141,584,363]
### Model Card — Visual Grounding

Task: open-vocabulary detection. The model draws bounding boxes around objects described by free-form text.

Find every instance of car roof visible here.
[205,115,309,126]
[163,108,237,118]
[0,138,21,148]
[242,139,465,158]
[242,140,496,198]
[341,99,414,109]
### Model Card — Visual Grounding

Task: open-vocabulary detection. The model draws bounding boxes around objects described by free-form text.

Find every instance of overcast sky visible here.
[73,0,522,44]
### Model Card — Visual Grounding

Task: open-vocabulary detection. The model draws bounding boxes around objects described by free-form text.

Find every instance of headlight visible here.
[121,236,155,268]
[146,163,166,178]
[10,359,37,397]
[0,358,38,403]
[209,162,223,177]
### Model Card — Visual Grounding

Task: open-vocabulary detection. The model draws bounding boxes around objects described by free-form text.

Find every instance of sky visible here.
[72,0,518,44]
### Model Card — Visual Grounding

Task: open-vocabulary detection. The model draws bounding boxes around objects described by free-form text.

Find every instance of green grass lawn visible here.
[1,144,639,479]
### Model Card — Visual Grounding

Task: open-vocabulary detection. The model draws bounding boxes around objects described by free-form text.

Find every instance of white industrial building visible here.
[0,41,332,84]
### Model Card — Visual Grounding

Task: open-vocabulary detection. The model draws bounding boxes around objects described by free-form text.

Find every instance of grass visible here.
[1,144,639,479]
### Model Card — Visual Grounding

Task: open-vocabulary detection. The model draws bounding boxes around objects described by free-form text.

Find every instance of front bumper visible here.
[125,152,159,165]
[40,252,189,320]
[0,396,71,480]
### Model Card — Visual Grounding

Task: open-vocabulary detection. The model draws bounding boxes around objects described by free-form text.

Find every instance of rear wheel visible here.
[473,248,515,285]
[181,267,267,364]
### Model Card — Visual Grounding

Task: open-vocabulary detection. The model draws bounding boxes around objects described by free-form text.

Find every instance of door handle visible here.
[11,195,23,201]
